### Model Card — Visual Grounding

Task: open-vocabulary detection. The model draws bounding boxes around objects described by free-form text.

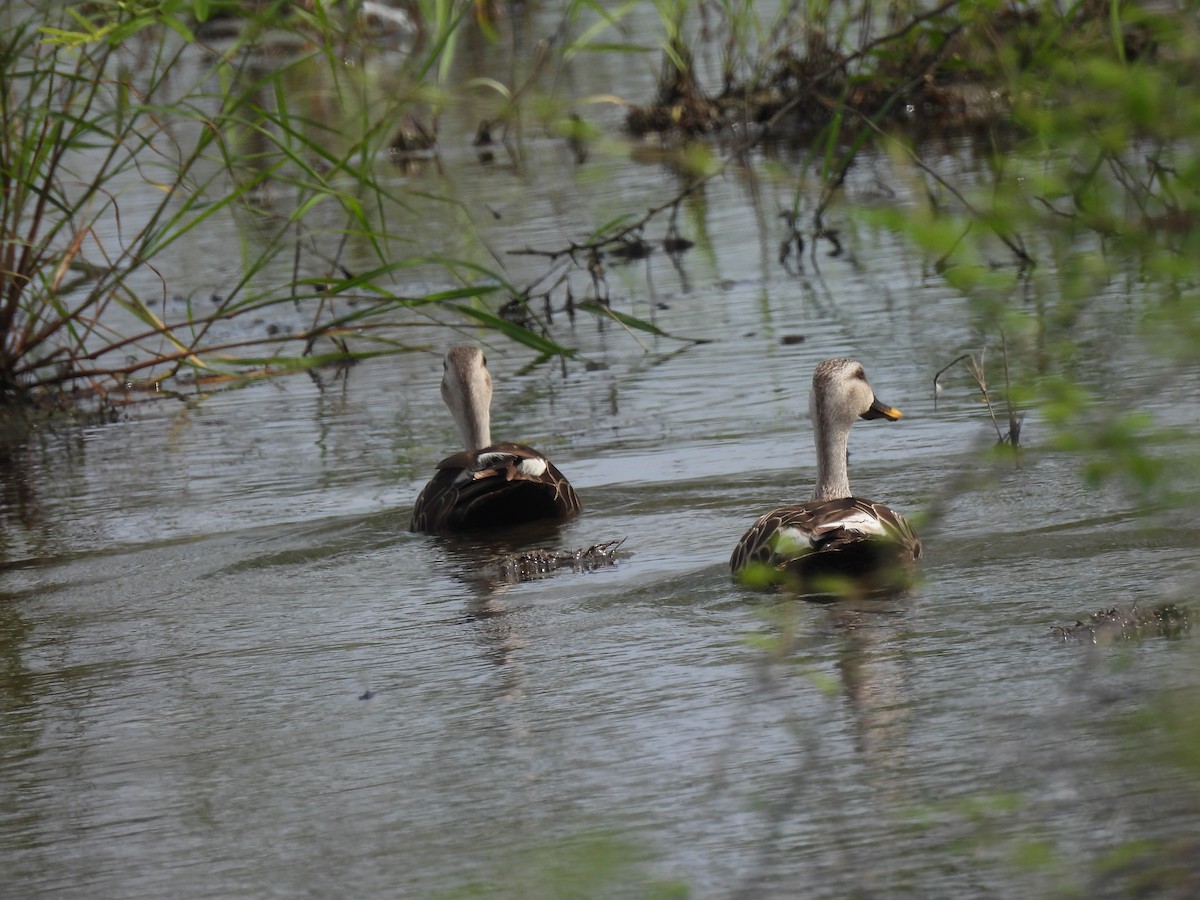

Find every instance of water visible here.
[3,12,1200,900]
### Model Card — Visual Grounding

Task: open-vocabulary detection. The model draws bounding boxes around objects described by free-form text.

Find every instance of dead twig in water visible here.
[507,187,706,263]
[934,343,1022,450]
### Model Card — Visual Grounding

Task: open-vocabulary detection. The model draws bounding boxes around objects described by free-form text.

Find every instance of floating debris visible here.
[1053,604,1189,643]
[487,539,626,584]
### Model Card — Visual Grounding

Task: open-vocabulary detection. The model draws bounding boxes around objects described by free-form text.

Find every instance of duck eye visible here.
[481,354,487,367]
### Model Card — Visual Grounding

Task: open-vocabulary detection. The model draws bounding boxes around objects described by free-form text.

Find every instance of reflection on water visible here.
[2,19,1200,900]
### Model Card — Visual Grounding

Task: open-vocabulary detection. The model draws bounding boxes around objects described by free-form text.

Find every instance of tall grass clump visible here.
[0,0,578,411]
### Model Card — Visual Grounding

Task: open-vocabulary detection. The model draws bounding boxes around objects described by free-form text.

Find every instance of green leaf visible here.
[576,301,668,336]
[447,305,574,357]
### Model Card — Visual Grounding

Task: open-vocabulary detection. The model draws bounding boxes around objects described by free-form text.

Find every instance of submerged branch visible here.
[507,178,709,261]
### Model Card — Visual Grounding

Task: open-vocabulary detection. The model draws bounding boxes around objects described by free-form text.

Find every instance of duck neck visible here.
[811,398,852,501]
[445,356,492,452]
[455,402,491,453]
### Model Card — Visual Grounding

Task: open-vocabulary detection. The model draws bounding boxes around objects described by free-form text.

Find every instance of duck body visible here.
[410,442,580,532]
[410,346,580,534]
[730,496,921,581]
[730,358,921,589]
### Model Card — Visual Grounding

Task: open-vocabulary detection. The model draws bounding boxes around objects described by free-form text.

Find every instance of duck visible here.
[730,357,921,589]
[410,346,581,533]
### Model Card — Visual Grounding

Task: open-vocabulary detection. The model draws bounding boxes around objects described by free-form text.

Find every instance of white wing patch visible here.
[517,458,548,477]
[775,526,819,555]
[822,509,890,537]
[467,451,550,479]
[477,451,516,468]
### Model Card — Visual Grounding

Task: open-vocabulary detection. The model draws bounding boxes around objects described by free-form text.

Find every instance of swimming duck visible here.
[410,346,581,533]
[730,358,921,588]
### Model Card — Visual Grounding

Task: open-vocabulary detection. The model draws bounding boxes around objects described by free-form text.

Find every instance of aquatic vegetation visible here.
[0,0,1195,455]
[0,0,662,409]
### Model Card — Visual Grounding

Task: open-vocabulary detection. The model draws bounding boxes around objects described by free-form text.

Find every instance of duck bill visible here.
[861,397,903,421]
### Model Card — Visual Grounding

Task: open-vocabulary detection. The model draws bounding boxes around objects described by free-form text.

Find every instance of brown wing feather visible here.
[730,496,921,581]
[410,442,580,533]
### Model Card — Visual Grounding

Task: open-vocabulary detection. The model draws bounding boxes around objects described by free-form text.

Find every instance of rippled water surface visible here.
[3,14,1200,900]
